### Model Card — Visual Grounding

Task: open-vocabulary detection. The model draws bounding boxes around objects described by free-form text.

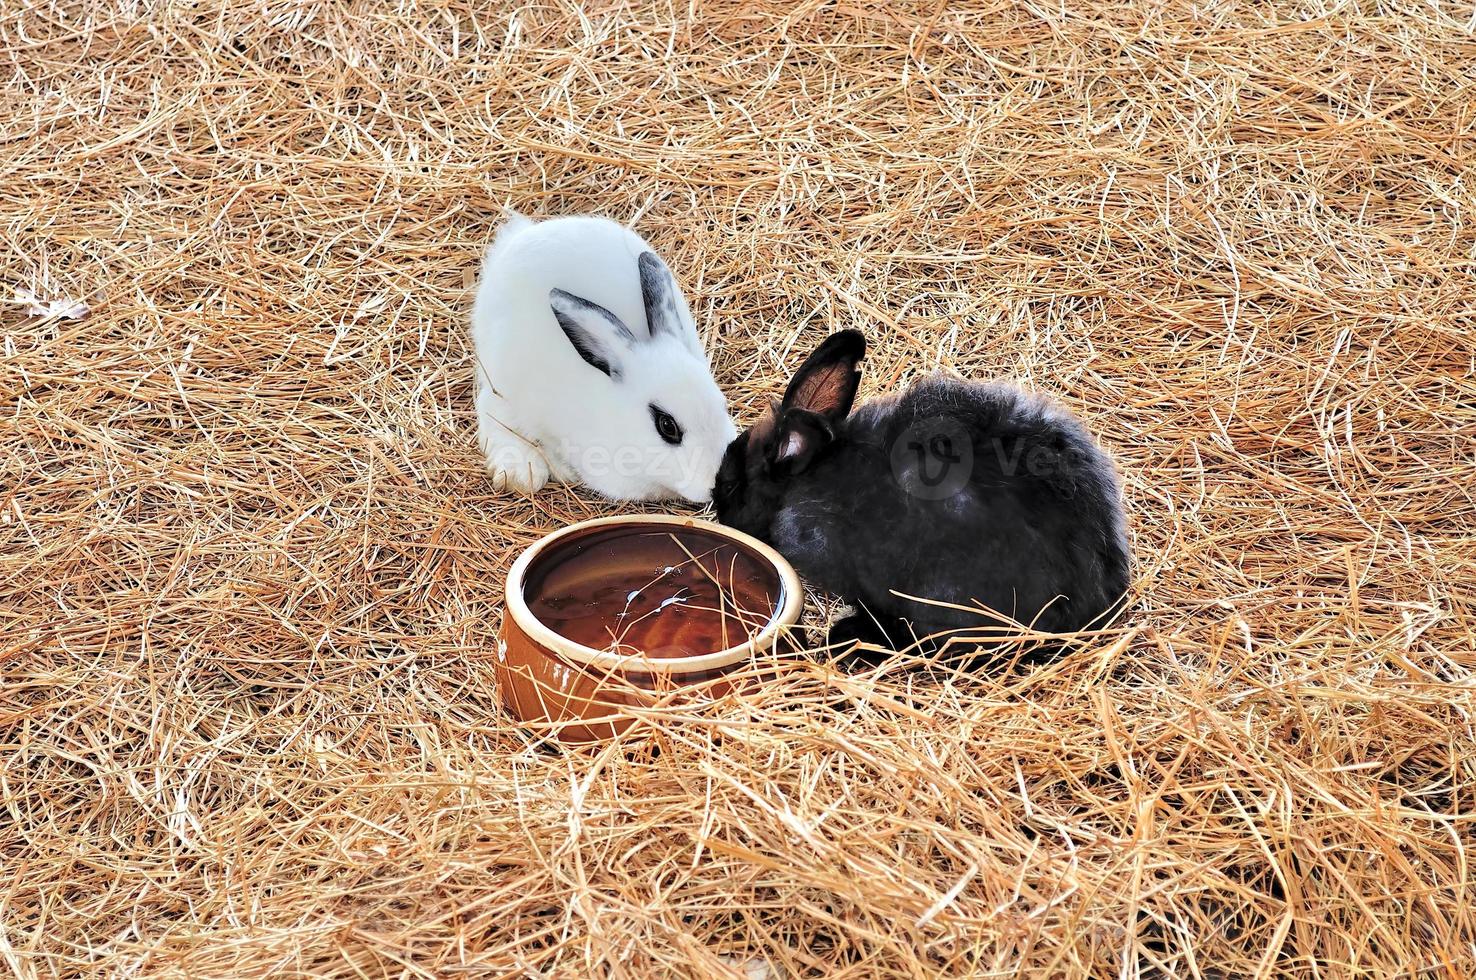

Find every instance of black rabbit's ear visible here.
[782,330,865,423]
[771,408,834,474]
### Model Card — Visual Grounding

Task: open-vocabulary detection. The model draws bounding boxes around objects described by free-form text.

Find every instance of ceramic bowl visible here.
[496,515,803,741]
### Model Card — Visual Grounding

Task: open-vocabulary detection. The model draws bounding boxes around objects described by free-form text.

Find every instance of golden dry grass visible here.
[4,0,1476,976]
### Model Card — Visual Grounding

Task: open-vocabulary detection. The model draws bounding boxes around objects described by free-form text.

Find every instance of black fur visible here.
[713,330,1130,657]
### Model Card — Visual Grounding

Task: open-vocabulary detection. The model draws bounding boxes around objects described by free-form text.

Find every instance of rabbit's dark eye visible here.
[650,405,683,446]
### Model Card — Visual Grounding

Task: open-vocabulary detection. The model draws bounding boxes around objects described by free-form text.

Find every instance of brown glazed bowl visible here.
[496,515,803,742]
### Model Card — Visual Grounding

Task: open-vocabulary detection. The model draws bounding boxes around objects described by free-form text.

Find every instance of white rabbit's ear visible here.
[638,252,689,346]
[550,288,635,378]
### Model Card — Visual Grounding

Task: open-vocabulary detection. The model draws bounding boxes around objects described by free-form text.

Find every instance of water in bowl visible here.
[523,525,781,659]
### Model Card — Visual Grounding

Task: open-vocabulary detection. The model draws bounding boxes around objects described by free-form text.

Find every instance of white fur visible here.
[470,213,735,502]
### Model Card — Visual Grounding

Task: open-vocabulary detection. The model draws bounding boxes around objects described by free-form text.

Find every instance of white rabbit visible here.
[470,213,735,502]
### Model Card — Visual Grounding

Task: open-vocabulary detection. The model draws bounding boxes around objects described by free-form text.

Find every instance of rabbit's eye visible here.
[650,405,683,446]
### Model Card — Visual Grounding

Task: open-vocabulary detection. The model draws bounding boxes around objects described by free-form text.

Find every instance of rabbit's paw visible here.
[476,390,549,494]
[486,439,550,495]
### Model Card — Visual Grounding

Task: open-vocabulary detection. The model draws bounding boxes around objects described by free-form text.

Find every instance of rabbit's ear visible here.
[782,330,865,424]
[638,252,686,344]
[550,288,636,378]
[771,409,834,474]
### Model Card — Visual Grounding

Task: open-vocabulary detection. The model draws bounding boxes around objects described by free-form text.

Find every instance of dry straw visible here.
[3,0,1475,976]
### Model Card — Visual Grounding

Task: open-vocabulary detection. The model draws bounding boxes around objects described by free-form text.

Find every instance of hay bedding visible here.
[2,0,1474,975]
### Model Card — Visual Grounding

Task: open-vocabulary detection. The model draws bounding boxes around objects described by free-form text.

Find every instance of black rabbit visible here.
[713,330,1130,658]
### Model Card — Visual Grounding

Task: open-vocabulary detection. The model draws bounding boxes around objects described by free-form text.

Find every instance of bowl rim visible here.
[503,514,803,673]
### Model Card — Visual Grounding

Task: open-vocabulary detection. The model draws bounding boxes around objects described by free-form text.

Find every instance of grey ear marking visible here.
[549,288,635,378]
[639,251,684,342]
